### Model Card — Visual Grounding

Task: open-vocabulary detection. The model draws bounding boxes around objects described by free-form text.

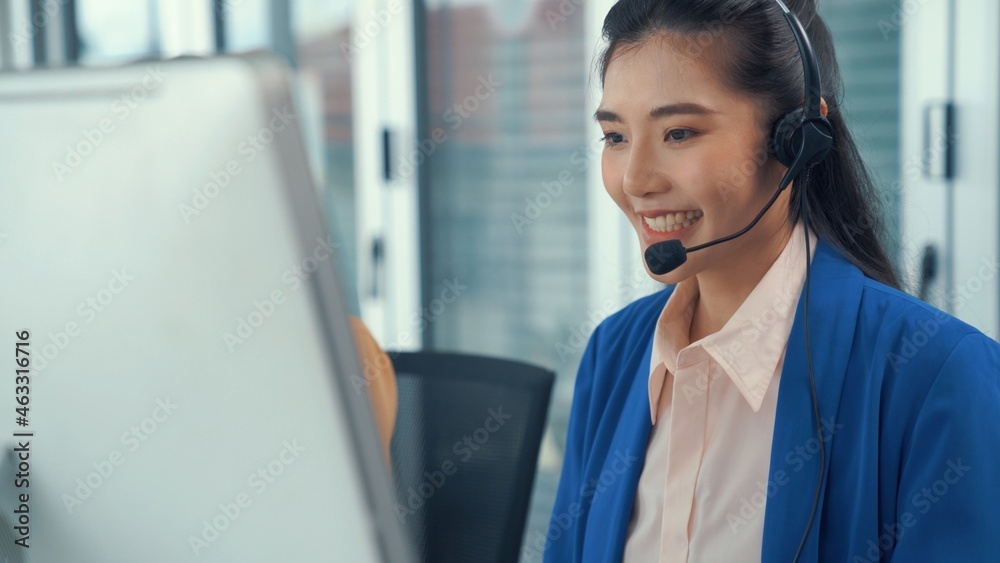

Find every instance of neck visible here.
[688,220,795,343]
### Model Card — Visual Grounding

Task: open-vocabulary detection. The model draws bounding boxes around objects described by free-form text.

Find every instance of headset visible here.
[642,1,834,560]
[771,0,834,188]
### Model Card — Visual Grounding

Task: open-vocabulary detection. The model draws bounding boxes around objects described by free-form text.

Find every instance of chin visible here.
[648,268,692,286]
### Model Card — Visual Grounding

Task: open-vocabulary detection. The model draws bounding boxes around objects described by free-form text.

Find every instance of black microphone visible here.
[644,183,787,275]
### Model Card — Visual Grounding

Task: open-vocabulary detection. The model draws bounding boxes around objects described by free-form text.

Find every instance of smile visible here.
[642,210,703,233]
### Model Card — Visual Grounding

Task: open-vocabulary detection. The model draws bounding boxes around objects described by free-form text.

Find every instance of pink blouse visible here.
[623,222,815,562]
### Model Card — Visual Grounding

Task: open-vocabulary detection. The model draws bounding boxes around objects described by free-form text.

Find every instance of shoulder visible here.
[810,239,996,371]
[851,277,1000,415]
[856,277,995,365]
[854,290,1000,561]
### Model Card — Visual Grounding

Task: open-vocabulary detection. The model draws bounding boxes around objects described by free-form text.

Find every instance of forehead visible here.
[600,34,752,117]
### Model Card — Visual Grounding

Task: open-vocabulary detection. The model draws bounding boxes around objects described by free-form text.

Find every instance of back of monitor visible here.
[0,55,411,563]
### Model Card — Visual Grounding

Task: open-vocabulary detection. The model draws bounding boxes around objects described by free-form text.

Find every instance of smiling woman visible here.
[545,1,1000,562]
[597,41,796,298]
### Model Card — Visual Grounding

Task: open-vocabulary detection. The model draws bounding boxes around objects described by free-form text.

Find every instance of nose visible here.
[621,139,668,198]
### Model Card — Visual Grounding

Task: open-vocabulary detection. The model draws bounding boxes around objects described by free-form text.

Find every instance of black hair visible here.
[598,0,901,289]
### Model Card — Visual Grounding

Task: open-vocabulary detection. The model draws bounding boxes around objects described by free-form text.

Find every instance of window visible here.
[419,0,590,553]
[293,0,359,311]
[76,0,156,65]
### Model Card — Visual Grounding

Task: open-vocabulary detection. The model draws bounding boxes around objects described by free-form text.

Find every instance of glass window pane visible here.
[421,0,589,553]
[224,0,270,53]
[821,0,901,258]
[5,0,35,69]
[77,0,156,65]
[293,1,358,312]
[294,0,352,42]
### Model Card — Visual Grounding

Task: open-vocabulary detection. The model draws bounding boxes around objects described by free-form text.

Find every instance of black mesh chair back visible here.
[388,351,555,563]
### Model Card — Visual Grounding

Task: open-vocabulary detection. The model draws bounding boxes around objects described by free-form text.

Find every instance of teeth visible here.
[643,210,702,233]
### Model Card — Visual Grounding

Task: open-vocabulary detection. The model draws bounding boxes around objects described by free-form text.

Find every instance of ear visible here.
[820,97,829,117]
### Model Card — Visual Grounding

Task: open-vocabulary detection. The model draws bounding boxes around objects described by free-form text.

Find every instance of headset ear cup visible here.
[771,107,805,167]
[799,116,834,167]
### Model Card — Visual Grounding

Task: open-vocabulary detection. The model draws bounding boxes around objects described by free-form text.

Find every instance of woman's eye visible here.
[600,132,625,147]
[666,129,694,142]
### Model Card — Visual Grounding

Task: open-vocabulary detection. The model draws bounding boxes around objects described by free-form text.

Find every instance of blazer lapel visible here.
[584,330,655,562]
[761,239,865,561]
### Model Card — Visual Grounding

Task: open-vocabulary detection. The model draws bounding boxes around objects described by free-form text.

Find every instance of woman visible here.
[545,1,1000,562]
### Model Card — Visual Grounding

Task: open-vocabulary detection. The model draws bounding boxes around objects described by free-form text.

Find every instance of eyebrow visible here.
[593,102,716,123]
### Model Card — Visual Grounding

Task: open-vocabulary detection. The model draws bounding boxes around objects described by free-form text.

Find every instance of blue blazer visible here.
[545,239,1000,562]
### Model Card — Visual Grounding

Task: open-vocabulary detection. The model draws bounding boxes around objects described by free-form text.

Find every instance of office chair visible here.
[388,351,555,563]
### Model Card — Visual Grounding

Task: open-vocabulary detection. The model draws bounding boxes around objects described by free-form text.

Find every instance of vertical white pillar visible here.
[899,0,952,309]
[351,0,421,349]
[951,1,999,338]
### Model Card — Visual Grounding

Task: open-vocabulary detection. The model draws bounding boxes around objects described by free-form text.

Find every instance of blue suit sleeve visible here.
[890,333,1000,561]
[543,325,601,563]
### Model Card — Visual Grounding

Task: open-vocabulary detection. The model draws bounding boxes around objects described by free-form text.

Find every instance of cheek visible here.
[662,150,733,211]
[696,148,757,210]
[601,152,629,211]
[712,135,775,202]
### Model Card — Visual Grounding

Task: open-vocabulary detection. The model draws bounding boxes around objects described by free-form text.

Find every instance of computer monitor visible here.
[0,54,412,563]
